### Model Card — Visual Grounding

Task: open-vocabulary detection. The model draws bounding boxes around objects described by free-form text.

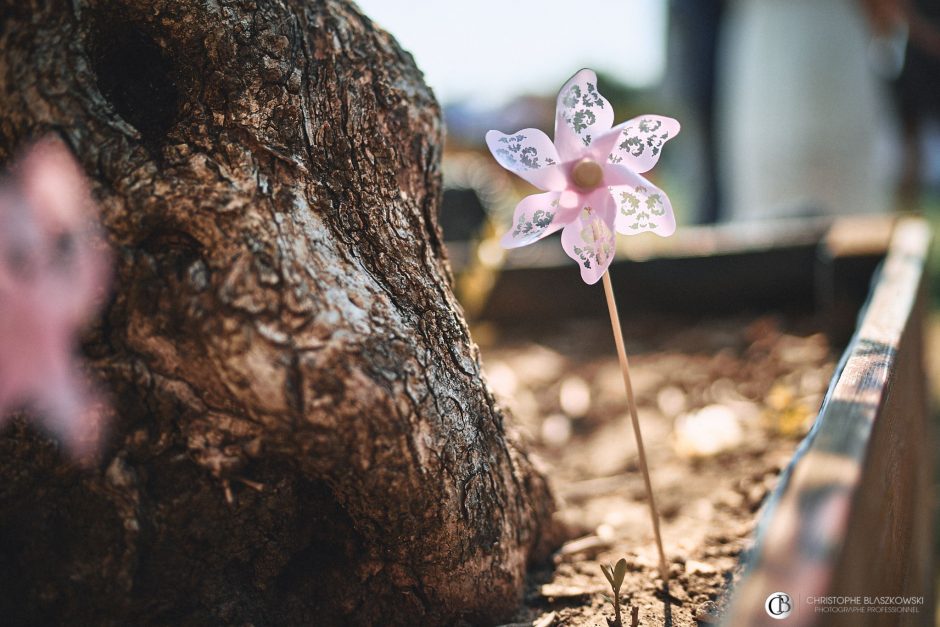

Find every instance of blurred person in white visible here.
[718,0,899,222]
[870,0,940,206]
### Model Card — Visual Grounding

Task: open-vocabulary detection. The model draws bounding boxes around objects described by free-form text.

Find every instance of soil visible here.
[475,313,837,627]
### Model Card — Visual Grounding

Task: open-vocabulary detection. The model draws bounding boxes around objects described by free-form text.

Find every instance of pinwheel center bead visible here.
[572,158,603,190]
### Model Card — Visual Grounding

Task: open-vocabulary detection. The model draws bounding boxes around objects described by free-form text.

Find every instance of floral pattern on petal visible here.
[501,192,566,248]
[611,178,676,237]
[485,128,565,190]
[554,69,614,159]
[608,115,680,174]
[560,192,617,284]
[490,133,556,170]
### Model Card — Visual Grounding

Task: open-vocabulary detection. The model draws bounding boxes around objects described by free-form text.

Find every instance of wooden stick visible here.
[601,270,669,583]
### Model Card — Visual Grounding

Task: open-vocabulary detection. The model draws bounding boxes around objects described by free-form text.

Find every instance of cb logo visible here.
[765,592,792,619]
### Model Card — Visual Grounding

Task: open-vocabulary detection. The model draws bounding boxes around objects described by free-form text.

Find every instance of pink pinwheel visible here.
[486,68,680,284]
[0,137,112,459]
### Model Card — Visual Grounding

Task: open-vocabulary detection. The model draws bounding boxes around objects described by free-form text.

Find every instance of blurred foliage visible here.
[925,195,940,309]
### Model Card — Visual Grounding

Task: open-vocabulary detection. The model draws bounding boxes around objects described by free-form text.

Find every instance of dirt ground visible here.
[475,313,837,627]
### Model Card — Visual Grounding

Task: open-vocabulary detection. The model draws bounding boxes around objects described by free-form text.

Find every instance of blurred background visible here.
[357,0,940,303]
[359,0,940,620]
[357,0,940,385]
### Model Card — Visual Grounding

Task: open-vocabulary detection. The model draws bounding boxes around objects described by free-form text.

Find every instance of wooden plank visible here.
[723,217,933,626]
[465,216,889,326]
[816,214,899,346]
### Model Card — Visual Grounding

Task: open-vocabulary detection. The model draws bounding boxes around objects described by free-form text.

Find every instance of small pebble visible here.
[541,413,572,447]
[657,385,687,417]
[673,404,744,459]
[559,376,591,417]
[685,559,718,575]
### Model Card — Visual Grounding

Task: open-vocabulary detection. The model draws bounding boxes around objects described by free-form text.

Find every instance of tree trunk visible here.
[0,1,557,625]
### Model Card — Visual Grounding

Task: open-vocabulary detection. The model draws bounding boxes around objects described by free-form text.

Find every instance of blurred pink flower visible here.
[486,68,680,284]
[0,136,112,459]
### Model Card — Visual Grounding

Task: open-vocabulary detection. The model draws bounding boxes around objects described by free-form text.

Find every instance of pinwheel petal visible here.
[607,115,680,174]
[587,121,629,163]
[485,128,566,190]
[611,174,676,237]
[601,162,638,188]
[554,69,614,161]
[500,191,570,249]
[560,190,617,284]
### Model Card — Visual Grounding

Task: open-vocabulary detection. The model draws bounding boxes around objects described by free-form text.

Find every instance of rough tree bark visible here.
[0,1,557,625]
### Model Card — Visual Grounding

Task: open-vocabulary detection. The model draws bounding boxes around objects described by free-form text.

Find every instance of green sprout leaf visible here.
[613,558,628,589]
